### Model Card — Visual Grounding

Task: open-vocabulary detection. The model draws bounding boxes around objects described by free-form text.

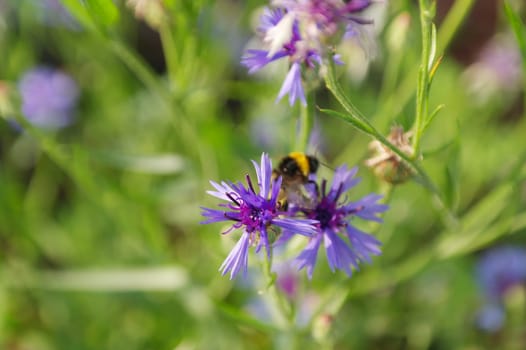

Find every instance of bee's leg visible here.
[278,200,289,211]
[306,180,319,198]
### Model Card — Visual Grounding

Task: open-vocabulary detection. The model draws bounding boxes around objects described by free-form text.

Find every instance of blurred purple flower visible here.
[274,263,299,299]
[18,66,79,129]
[477,35,522,91]
[285,165,387,278]
[34,0,78,28]
[476,245,526,332]
[242,0,372,106]
[462,34,522,101]
[476,303,505,333]
[477,245,526,300]
[201,153,318,279]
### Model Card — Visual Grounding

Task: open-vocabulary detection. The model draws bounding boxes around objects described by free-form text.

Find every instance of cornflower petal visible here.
[220,232,250,279]
[295,235,323,280]
[206,180,237,201]
[333,54,344,65]
[272,218,318,236]
[273,230,296,247]
[346,226,382,262]
[331,165,360,195]
[202,152,319,279]
[241,49,287,74]
[264,12,295,57]
[269,176,283,204]
[200,207,231,224]
[242,0,374,106]
[344,0,373,12]
[324,230,360,277]
[346,194,388,222]
[294,165,387,278]
[259,152,272,198]
[277,62,306,106]
[258,7,285,33]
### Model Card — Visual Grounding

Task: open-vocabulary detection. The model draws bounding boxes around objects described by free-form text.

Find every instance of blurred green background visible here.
[0,0,525,349]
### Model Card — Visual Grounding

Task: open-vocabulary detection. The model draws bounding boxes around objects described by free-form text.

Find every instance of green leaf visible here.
[85,0,120,28]
[444,135,460,210]
[92,152,187,175]
[428,23,437,72]
[217,302,280,333]
[318,108,375,135]
[59,0,96,30]
[59,0,119,31]
[422,103,444,133]
[435,183,515,258]
[503,1,526,59]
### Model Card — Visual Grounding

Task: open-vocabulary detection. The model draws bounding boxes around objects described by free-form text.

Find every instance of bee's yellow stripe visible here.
[289,152,309,177]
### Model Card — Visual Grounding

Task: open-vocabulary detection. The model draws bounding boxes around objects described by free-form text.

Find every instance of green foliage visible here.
[0,0,525,349]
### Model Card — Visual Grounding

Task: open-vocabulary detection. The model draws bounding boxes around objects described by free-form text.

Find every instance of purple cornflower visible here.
[292,165,387,279]
[241,0,372,106]
[462,34,522,102]
[274,263,300,299]
[33,0,78,28]
[475,245,526,332]
[201,153,318,279]
[18,66,79,129]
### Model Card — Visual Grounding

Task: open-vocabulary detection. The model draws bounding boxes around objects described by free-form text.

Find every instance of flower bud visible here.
[311,313,333,343]
[126,0,166,29]
[365,126,415,184]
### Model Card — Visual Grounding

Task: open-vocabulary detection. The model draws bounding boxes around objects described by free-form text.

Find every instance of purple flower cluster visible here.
[476,246,526,332]
[242,0,372,106]
[201,153,387,279]
[18,66,79,129]
[201,153,318,279]
[293,165,386,278]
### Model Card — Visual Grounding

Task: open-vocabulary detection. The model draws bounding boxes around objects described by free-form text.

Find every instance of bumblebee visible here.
[273,152,319,210]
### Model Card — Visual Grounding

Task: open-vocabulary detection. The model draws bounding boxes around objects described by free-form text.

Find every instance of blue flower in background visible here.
[35,0,78,28]
[241,0,373,106]
[476,245,526,332]
[292,165,386,278]
[18,66,79,129]
[201,153,318,279]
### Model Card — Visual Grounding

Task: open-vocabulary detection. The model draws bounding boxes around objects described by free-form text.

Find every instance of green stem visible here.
[107,39,172,106]
[262,253,294,325]
[372,0,475,125]
[412,0,434,156]
[325,60,428,189]
[11,113,167,252]
[159,19,179,91]
[107,37,214,182]
[261,253,303,348]
[294,93,314,152]
[324,59,457,227]
[503,1,526,119]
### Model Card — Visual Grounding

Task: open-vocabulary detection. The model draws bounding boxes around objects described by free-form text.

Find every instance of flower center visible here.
[239,201,275,233]
[313,198,342,229]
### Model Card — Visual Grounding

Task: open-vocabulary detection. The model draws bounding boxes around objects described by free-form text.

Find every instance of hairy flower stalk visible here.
[242,0,373,105]
[201,153,318,279]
